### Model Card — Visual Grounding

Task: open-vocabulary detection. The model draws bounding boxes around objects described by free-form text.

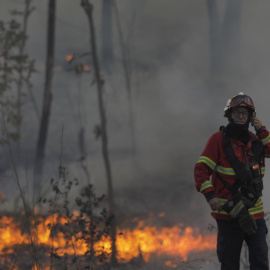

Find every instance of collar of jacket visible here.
[225,121,251,144]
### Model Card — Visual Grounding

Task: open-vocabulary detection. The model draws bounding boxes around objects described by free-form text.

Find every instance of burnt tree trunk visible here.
[16,0,30,153]
[222,0,242,72]
[81,0,117,266]
[207,0,243,77]
[113,0,136,154]
[35,0,56,199]
[16,0,38,153]
[101,0,114,73]
[207,0,222,76]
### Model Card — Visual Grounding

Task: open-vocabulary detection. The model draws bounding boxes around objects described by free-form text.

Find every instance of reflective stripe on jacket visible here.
[194,126,270,221]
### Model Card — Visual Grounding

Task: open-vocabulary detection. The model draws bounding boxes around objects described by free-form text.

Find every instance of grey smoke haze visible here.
[0,0,270,239]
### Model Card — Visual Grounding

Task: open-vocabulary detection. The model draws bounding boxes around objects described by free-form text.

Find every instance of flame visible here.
[158,212,165,217]
[66,54,74,62]
[137,71,150,77]
[0,213,216,267]
[165,260,177,268]
[0,191,5,199]
[116,223,215,262]
[55,65,62,71]
[82,65,90,72]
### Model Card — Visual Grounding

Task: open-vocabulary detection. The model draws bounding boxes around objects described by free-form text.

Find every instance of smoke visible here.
[1,0,270,235]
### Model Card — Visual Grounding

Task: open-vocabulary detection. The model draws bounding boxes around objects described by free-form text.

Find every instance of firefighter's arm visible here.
[194,162,222,211]
[194,132,222,211]
[252,116,270,156]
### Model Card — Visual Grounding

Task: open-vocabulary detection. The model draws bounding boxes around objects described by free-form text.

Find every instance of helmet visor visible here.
[230,94,254,109]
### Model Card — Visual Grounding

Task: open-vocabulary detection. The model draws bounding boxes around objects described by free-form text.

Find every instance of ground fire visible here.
[0,211,216,268]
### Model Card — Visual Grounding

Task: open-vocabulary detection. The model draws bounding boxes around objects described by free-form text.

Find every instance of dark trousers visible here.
[216,218,269,270]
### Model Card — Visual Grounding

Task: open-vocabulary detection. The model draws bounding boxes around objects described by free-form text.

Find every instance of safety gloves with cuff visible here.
[223,194,257,235]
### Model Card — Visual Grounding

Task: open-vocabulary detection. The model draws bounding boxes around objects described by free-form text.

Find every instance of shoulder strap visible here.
[214,171,234,193]
[222,129,257,184]
[250,133,264,163]
[216,127,264,195]
[223,131,245,181]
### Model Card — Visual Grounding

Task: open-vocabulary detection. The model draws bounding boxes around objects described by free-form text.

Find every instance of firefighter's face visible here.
[231,107,249,124]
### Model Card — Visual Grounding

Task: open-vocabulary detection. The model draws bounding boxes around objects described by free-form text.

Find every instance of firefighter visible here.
[194,93,270,270]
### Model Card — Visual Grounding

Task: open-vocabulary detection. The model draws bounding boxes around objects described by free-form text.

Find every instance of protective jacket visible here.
[194,126,270,220]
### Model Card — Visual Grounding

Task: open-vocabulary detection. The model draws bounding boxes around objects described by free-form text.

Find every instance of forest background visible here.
[1,0,270,254]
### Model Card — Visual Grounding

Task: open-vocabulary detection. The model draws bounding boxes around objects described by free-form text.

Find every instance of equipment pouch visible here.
[222,194,244,218]
[249,159,261,178]
[252,176,263,197]
[249,159,263,197]
[240,160,264,206]
[223,194,257,235]
[237,207,257,235]
[241,176,263,208]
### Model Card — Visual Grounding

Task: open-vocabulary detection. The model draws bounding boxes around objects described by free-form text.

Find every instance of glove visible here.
[223,194,257,235]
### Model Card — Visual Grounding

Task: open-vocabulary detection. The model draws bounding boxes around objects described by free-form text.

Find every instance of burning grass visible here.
[0,162,216,269]
[0,209,216,269]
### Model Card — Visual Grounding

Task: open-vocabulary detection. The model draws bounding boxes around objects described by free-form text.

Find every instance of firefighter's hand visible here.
[208,198,222,212]
[251,116,262,131]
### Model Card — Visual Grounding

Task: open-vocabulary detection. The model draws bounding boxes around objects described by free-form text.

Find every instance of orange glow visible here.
[83,65,90,72]
[137,72,150,78]
[66,54,74,62]
[0,191,5,199]
[0,213,216,267]
[55,65,62,71]
[165,260,177,268]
